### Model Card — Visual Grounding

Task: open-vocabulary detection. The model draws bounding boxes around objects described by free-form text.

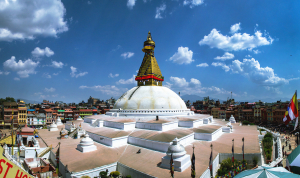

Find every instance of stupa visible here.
[77,133,97,153]
[160,137,191,172]
[56,117,63,126]
[77,116,83,120]
[229,115,236,123]
[49,121,58,131]
[107,32,194,117]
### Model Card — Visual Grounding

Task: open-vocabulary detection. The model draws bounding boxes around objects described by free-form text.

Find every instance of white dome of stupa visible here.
[107,86,193,117]
[77,134,97,153]
[166,137,186,158]
[56,117,63,126]
[49,121,58,131]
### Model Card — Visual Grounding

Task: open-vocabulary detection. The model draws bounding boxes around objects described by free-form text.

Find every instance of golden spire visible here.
[135,31,164,86]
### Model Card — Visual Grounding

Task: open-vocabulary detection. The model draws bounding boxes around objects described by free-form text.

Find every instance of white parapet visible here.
[178,119,203,128]
[104,121,136,131]
[128,133,194,152]
[161,154,191,172]
[135,121,178,131]
[194,127,223,141]
[87,131,128,147]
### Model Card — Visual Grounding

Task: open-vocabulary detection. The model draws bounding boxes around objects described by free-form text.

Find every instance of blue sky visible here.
[0,0,299,103]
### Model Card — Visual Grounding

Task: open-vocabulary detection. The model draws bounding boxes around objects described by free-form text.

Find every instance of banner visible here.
[0,146,34,178]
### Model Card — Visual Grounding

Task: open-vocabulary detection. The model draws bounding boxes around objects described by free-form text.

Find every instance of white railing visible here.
[257,126,283,167]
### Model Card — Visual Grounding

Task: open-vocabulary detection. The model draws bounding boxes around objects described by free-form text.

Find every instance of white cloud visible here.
[183,0,204,8]
[199,26,273,51]
[121,52,134,59]
[117,75,136,84]
[253,49,261,54]
[0,71,9,75]
[170,77,200,88]
[196,63,209,67]
[213,58,297,87]
[51,61,64,68]
[230,58,292,86]
[127,0,136,9]
[167,76,233,97]
[245,55,252,58]
[155,4,166,19]
[80,85,126,96]
[53,72,59,76]
[14,77,20,81]
[230,23,241,34]
[43,73,51,78]
[70,66,88,78]
[44,87,55,92]
[87,1,92,5]
[169,47,194,64]
[3,56,39,78]
[214,52,234,61]
[211,62,230,72]
[109,73,119,78]
[32,47,54,58]
[0,0,68,41]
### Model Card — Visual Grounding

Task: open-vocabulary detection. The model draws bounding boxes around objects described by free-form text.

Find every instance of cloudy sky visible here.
[0,0,299,103]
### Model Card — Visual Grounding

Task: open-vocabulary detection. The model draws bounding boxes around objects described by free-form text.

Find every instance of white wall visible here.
[178,119,203,128]
[104,121,136,130]
[117,162,156,178]
[136,121,178,131]
[87,131,128,147]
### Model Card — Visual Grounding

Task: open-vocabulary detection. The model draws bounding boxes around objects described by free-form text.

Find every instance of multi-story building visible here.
[80,109,92,118]
[2,102,18,128]
[211,108,220,118]
[253,105,261,123]
[43,109,54,125]
[18,100,27,126]
[219,110,226,119]
[273,109,286,125]
[64,109,74,121]
[27,113,46,127]
[57,110,65,120]
[88,96,100,105]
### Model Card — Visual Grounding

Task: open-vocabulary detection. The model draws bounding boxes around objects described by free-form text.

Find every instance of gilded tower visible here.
[135,31,164,86]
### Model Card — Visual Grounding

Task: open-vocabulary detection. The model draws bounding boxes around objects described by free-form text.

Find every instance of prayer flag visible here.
[283,91,299,125]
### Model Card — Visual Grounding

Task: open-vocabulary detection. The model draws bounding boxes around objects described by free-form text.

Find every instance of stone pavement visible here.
[281,133,298,167]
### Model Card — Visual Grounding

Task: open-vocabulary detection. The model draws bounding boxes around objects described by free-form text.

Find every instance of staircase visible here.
[91,119,100,127]
[38,145,52,157]
[69,128,78,138]
[0,134,16,145]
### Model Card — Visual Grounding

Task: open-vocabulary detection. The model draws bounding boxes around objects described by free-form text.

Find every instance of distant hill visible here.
[180,95,204,103]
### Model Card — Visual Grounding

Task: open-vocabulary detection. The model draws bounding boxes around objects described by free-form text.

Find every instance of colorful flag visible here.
[191,146,195,178]
[283,91,299,125]
[170,153,174,178]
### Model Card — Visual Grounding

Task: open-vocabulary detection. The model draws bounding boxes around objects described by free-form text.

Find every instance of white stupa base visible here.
[77,144,97,153]
[230,120,236,123]
[56,122,63,126]
[49,127,58,131]
[161,154,191,172]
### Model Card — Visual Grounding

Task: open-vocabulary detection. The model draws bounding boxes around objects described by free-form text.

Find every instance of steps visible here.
[91,119,100,127]
[38,145,52,157]
[69,128,78,138]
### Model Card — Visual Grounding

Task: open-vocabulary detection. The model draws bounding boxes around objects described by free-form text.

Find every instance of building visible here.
[2,102,18,128]
[88,96,100,105]
[64,109,74,121]
[211,108,220,118]
[79,109,92,118]
[219,110,226,119]
[36,32,262,178]
[18,100,27,126]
